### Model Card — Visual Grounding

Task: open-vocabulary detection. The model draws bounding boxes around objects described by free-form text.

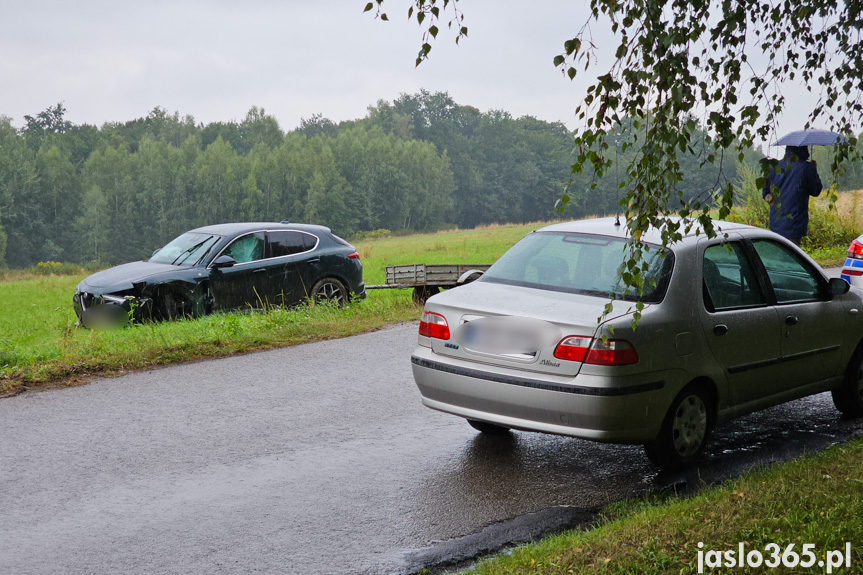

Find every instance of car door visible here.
[698,238,783,406]
[208,232,268,310]
[750,238,847,392]
[265,231,319,304]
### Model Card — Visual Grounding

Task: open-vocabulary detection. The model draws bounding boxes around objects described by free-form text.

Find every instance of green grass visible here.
[357,221,554,284]
[470,438,863,574]
[0,285,420,396]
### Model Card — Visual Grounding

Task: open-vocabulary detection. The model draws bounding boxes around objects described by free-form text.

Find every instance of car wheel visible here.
[467,419,511,435]
[832,346,863,417]
[644,383,712,470]
[412,286,440,304]
[311,277,348,306]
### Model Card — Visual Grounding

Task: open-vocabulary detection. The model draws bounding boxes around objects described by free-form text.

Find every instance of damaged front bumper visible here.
[73,291,152,329]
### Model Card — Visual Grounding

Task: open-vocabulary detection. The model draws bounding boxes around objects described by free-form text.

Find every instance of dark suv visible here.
[73,222,365,327]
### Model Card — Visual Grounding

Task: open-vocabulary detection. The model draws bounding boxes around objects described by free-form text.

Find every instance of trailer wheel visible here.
[412,286,440,304]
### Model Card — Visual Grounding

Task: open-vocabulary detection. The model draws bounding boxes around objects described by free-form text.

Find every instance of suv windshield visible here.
[480,231,673,302]
[149,233,222,266]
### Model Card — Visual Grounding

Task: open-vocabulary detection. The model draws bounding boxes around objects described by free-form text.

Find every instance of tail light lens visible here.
[585,339,639,365]
[848,240,863,260]
[553,336,639,365]
[419,311,450,340]
[347,252,360,260]
[553,336,592,361]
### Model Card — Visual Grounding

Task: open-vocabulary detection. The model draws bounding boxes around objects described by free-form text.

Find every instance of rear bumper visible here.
[411,346,675,443]
[353,282,367,300]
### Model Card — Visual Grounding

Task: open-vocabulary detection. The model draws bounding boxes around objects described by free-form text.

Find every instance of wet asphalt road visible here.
[2,269,862,575]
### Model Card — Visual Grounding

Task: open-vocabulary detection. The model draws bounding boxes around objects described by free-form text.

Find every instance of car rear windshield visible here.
[149,233,222,266]
[479,231,674,303]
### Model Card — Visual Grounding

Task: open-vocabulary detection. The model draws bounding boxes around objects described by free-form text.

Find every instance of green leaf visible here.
[363,2,374,13]
[553,55,565,67]
[380,12,389,21]
[564,38,581,56]
[429,25,439,38]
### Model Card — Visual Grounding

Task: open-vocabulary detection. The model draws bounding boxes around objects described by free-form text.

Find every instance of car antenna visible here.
[280,219,290,224]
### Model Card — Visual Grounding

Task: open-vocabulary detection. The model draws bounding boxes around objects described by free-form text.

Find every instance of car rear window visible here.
[480,231,673,302]
[329,233,352,247]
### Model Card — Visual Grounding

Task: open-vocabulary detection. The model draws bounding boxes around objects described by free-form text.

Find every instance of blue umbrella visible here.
[773,129,847,146]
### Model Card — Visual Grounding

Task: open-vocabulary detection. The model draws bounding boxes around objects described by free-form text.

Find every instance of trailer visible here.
[366,263,491,303]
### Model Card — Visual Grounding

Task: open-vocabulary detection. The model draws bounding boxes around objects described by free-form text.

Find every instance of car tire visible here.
[467,419,511,435]
[412,286,441,304]
[311,277,348,306]
[832,346,863,417]
[644,383,712,470]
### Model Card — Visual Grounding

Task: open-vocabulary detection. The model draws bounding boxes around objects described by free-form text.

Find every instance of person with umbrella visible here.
[762,130,842,245]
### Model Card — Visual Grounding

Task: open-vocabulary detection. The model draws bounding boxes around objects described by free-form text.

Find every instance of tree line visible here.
[2,91,861,269]
[0,93,577,268]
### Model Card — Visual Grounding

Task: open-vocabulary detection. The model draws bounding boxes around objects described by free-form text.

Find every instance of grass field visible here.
[0,220,554,395]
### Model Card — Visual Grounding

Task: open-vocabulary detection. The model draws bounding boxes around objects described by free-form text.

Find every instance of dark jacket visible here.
[762,146,823,239]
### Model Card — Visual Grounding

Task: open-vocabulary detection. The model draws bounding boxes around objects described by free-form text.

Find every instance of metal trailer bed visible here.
[365,263,491,303]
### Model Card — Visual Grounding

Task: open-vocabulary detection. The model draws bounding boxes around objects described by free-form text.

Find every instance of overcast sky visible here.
[0,0,828,145]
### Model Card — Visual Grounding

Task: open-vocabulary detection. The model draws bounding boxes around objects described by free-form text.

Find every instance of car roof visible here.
[188,222,332,236]
[536,216,757,245]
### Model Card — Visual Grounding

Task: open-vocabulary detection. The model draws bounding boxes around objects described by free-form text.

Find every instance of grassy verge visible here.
[471,437,863,574]
[0,289,420,396]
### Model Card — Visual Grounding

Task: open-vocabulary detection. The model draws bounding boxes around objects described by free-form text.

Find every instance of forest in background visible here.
[1,90,861,269]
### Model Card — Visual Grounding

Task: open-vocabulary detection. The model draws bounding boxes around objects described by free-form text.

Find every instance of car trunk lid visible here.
[425,281,639,377]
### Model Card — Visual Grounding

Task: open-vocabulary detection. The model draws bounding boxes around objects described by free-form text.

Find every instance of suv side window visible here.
[268,231,315,258]
[751,239,821,304]
[703,242,765,312]
[225,232,265,263]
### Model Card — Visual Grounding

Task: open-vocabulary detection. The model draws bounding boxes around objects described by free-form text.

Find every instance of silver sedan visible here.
[411,218,863,469]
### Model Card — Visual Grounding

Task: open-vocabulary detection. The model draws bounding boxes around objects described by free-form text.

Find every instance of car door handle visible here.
[713,324,728,336]
[306,258,320,264]
[253,268,267,274]
[785,315,799,326]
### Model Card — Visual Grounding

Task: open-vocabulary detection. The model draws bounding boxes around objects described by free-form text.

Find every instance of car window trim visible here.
[265,230,320,260]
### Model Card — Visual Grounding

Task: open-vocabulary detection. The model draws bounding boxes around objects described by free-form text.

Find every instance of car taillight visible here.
[553,337,639,365]
[585,339,639,366]
[347,252,360,260]
[419,311,450,340]
[847,269,863,277]
[849,240,863,260]
[553,336,592,361]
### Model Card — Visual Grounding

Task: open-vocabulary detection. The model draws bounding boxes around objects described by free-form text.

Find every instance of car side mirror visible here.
[829,277,851,297]
[151,248,161,257]
[212,255,236,269]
